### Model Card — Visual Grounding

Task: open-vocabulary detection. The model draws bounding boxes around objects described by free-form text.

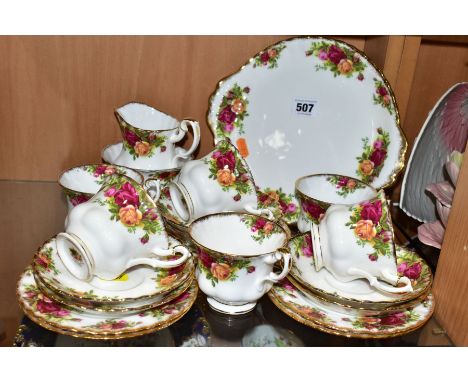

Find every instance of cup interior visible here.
[190,214,287,256]
[117,103,178,131]
[59,165,143,194]
[296,174,377,204]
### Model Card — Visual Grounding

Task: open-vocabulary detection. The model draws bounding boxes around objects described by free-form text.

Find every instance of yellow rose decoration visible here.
[354,219,376,241]
[359,160,374,176]
[134,141,151,156]
[217,168,236,187]
[119,205,143,226]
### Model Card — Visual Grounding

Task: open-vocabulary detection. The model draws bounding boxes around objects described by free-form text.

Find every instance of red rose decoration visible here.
[260,51,270,64]
[380,312,406,326]
[70,194,90,206]
[377,86,388,96]
[369,148,387,167]
[327,45,347,65]
[303,200,326,220]
[94,165,107,177]
[114,182,140,208]
[123,129,139,147]
[218,106,236,124]
[253,217,267,230]
[216,150,236,171]
[198,249,214,269]
[360,200,382,225]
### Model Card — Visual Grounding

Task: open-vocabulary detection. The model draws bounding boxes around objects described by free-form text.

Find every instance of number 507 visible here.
[296,102,314,113]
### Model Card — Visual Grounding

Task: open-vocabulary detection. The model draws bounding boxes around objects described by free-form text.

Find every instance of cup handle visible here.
[348,267,413,293]
[171,120,201,165]
[144,177,161,202]
[256,248,291,292]
[245,204,274,220]
[126,245,191,269]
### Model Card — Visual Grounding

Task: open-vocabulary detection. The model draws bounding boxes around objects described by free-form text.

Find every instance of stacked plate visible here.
[268,232,434,338]
[17,236,197,340]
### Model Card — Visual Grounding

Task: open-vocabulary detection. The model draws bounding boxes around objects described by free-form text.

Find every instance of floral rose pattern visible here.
[34,246,59,276]
[83,319,141,331]
[139,289,193,319]
[373,78,395,115]
[274,279,334,323]
[326,175,366,197]
[197,248,254,287]
[204,140,253,201]
[22,284,81,323]
[95,177,163,244]
[306,41,366,80]
[345,191,393,262]
[396,247,431,289]
[291,234,313,260]
[64,189,91,207]
[241,215,282,244]
[299,198,328,225]
[356,128,390,184]
[216,83,250,137]
[119,120,167,159]
[257,187,298,222]
[342,310,420,331]
[153,260,187,287]
[253,43,286,69]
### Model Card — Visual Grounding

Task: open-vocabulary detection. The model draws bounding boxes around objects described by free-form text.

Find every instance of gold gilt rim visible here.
[32,237,195,303]
[267,288,435,339]
[58,163,145,198]
[114,100,198,134]
[17,269,199,337]
[33,269,194,313]
[287,274,431,314]
[101,142,184,173]
[289,232,433,307]
[188,211,290,259]
[205,35,407,190]
[294,173,378,208]
[269,286,435,336]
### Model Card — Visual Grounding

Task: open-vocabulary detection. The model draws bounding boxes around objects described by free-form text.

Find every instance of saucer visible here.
[268,278,434,339]
[102,142,185,177]
[18,267,198,340]
[33,237,195,304]
[289,233,432,308]
[34,270,194,315]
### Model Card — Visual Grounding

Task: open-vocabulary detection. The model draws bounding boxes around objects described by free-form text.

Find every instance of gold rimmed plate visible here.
[268,278,434,339]
[18,267,198,339]
[289,232,432,309]
[33,237,194,304]
[207,36,407,225]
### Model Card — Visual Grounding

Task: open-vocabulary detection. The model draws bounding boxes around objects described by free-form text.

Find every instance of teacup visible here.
[113,102,200,170]
[189,212,291,315]
[169,138,272,223]
[310,190,413,294]
[56,175,191,282]
[295,174,378,232]
[59,164,144,211]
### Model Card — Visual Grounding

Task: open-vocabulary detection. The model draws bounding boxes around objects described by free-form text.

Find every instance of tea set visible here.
[17,36,434,340]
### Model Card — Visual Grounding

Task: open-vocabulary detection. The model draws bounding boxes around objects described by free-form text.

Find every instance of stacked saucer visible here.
[17,236,197,340]
[268,232,434,338]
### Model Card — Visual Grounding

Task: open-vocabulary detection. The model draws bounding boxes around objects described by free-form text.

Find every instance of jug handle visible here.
[171,120,201,165]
